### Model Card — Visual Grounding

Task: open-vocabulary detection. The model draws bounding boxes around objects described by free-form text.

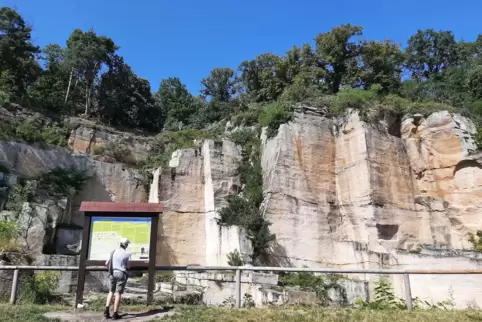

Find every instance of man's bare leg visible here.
[106,291,114,307]
[114,292,121,313]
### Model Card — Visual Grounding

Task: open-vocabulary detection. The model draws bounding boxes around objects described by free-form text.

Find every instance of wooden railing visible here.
[2,265,482,310]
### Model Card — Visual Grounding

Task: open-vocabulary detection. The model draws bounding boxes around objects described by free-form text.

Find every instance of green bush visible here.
[4,180,36,215]
[19,271,61,304]
[231,109,260,127]
[467,230,482,252]
[227,249,245,266]
[141,129,214,170]
[228,128,259,147]
[279,270,346,306]
[0,117,71,147]
[332,87,377,117]
[0,220,20,252]
[92,142,133,164]
[258,103,292,138]
[38,167,89,198]
[355,277,454,311]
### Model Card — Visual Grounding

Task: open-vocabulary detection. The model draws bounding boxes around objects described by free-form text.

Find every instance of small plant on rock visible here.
[227,249,244,266]
[467,230,482,252]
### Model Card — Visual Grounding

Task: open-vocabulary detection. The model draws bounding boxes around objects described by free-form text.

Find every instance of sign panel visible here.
[88,217,151,260]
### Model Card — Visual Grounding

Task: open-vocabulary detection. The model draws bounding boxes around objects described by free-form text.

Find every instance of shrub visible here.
[333,87,377,114]
[19,271,61,304]
[141,129,214,170]
[227,249,244,266]
[92,142,133,164]
[219,195,275,264]
[474,128,482,149]
[355,276,455,311]
[258,103,292,138]
[467,230,482,252]
[0,220,20,252]
[4,180,36,216]
[231,109,261,127]
[279,270,347,306]
[38,167,89,198]
[228,128,259,147]
[0,117,71,147]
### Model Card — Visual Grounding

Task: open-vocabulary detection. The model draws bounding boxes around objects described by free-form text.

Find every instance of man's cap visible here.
[120,238,130,246]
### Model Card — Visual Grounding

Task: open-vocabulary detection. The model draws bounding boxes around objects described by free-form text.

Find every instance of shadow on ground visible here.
[44,307,176,321]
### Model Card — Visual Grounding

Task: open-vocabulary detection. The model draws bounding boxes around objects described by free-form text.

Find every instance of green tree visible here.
[154,77,199,130]
[97,55,160,130]
[405,29,457,80]
[29,44,81,113]
[360,40,404,93]
[238,53,287,102]
[65,28,119,115]
[0,7,41,99]
[315,24,363,93]
[467,65,482,101]
[200,67,238,102]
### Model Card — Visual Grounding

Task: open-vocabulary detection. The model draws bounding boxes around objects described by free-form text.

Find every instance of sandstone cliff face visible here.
[0,139,148,260]
[259,107,482,307]
[68,118,152,163]
[261,108,481,266]
[150,139,252,266]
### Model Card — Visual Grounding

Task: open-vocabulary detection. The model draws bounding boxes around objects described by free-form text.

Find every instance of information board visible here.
[88,217,151,260]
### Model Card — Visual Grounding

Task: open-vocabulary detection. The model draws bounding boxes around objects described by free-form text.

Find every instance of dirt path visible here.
[43,308,176,321]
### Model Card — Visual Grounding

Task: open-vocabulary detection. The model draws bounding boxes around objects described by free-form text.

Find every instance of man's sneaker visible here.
[103,311,111,319]
[112,312,122,320]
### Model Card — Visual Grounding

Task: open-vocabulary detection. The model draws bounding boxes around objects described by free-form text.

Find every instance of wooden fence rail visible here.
[2,265,482,309]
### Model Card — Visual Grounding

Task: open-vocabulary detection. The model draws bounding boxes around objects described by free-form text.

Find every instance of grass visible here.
[0,304,482,322]
[160,307,482,322]
[0,304,63,322]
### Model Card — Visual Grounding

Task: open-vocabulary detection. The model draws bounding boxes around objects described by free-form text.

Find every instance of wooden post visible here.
[9,269,19,305]
[403,273,413,311]
[147,214,159,305]
[235,269,241,309]
[75,214,92,308]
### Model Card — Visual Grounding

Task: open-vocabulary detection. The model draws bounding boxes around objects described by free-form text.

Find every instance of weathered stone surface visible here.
[153,139,249,266]
[67,117,153,163]
[259,107,482,308]
[0,140,148,257]
[261,110,337,267]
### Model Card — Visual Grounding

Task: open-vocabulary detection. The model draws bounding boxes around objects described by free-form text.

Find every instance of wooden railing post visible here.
[10,269,19,305]
[403,273,413,311]
[235,269,241,309]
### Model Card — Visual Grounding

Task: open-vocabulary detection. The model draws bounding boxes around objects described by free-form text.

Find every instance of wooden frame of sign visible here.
[76,202,163,307]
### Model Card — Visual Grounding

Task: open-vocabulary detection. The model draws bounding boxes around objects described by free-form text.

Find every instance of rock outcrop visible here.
[260,107,482,308]
[2,105,482,307]
[68,117,153,164]
[151,139,252,266]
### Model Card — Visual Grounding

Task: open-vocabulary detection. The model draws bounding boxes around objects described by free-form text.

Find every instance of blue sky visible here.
[4,0,482,94]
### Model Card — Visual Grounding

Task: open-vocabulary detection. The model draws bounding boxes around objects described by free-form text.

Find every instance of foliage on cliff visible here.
[0,116,71,147]
[219,129,275,264]
[2,6,482,139]
[467,231,482,252]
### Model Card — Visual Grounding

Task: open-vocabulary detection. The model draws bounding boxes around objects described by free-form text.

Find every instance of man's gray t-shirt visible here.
[111,248,131,273]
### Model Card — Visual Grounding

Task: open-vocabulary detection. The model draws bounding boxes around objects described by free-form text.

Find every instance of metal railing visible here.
[2,265,482,310]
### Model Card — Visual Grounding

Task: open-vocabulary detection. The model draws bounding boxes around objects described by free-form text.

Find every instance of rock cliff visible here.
[1,106,482,307]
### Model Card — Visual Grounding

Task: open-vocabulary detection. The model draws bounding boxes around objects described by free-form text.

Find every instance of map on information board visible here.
[88,217,151,261]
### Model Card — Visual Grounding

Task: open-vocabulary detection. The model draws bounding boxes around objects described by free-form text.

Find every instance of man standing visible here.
[104,238,131,320]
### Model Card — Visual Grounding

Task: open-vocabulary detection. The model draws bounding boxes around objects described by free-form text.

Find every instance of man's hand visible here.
[105,260,110,267]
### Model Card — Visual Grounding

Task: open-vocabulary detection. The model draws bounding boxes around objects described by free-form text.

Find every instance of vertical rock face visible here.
[154,139,250,266]
[260,107,482,307]
[261,108,482,267]
[68,119,152,163]
[261,109,337,267]
[0,140,148,259]
[402,111,481,249]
